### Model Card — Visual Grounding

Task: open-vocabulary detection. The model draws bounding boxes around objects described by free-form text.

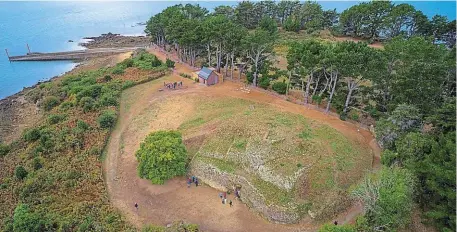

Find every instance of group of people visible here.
[219,192,233,207]
[164,81,183,90]
[187,176,199,188]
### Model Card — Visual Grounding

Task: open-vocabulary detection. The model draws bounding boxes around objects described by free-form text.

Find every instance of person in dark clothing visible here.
[134,203,138,211]
[334,221,338,225]
[229,200,233,207]
[195,178,199,187]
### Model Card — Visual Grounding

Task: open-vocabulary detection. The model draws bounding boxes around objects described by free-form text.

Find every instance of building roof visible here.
[198,67,213,80]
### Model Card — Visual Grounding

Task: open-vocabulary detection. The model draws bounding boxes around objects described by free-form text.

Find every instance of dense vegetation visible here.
[136,131,188,184]
[0,53,169,231]
[145,1,455,231]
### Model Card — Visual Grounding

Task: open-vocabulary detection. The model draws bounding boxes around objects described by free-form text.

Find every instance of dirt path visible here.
[103,48,381,231]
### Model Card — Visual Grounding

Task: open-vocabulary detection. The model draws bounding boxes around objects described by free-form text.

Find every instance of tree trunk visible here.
[286,71,291,96]
[326,72,338,113]
[225,53,229,78]
[311,75,320,101]
[343,80,358,114]
[230,53,234,79]
[320,71,330,96]
[304,71,313,105]
[253,52,260,86]
[207,43,211,67]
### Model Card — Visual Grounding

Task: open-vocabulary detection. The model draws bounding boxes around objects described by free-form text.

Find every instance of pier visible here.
[6,47,142,62]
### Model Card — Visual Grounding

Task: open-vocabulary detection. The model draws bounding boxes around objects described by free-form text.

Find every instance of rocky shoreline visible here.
[1,33,148,143]
[79,32,151,49]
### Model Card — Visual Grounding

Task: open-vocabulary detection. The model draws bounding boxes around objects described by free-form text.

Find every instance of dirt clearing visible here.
[103,48,380,231]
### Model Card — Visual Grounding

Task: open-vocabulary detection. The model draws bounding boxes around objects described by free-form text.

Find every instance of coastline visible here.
[0,33,149,143]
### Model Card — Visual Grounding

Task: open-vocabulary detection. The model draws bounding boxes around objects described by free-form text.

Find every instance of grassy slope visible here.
[0,53,168,231]
[178,96,372,219]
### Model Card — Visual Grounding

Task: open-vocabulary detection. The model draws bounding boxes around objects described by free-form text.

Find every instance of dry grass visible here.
[177,96,372,215]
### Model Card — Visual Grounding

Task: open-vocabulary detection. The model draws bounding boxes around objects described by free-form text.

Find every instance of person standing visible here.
[134,203,138,211]
[195,178,199,187]
[229,200,233,207]
[187,177,192,188]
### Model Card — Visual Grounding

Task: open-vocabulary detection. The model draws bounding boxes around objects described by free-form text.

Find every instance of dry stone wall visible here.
[190,159,300,224]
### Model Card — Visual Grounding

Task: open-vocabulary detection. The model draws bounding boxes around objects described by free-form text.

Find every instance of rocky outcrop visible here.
[190,160,300,224]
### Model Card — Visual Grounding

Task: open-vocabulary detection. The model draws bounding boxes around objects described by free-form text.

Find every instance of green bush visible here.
[32,157,43,170]
[283,18,301,32]
[136,130,187,184]
[318,223,356,232]
[79,97,95,113]
[133,52,162,69]
[15,166,28,180]
[258,77,270,90]
[99,92,119,106]
[13,204,47,232]
[272,82,287,94]
[312,95,322,105]
[122,80,135,90]
[41,96,60,111]
[121,58,134,68]
[23,128,41,142]
[112,66,125,75]
[59,101,74,111]
[104,75,112,82]
[98,110,117,129]
[0,143,10,157]
[47,114,64,124]
[349,111,359,121]
[76,120,90,131]
[166,58,175,68]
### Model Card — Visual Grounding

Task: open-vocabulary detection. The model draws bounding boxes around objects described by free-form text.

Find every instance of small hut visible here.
[198,67,219,86]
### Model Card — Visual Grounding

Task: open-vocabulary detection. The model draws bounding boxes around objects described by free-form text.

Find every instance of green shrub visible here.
[0,143,10,157]
[76,120,90,131]
[47,114,64,124]
[99,92,118,106]
[122,80,135,90]
[312,95,322,105]
[104,75,112,82]
[24,128,41,142]
[136,130,187,184]
[41,96,60,111]
[318,223,356,232]
[112,66,125,75]
[32,157,43,170]
[349,111,359,121]
[121,58,134,68]
[283,18,301,32]
[98,110,117,129]
[12,204,48,232]
[79,97,95,113]
[15,166,28,180]
[272,82,287,94]
[258,77,270,90]
[75,85,103,100]
[39,129,55,151]
[166,58,175,68]
[59,101,74,111]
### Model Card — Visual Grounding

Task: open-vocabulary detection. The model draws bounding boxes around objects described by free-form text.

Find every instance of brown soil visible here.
[103,47,382,231]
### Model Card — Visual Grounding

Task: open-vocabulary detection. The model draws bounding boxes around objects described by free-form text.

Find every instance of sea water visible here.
[0,1,231,99]
[0,1,455,99]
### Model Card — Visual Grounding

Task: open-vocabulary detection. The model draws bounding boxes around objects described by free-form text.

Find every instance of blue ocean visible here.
[0,1,455,99]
